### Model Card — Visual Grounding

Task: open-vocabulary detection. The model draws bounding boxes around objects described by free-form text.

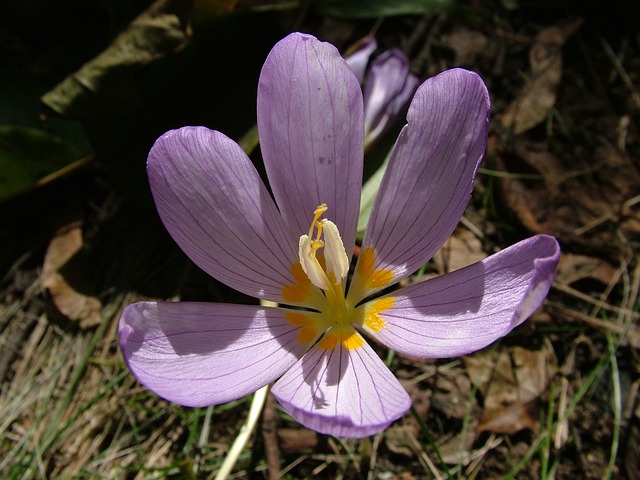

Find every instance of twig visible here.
[573,194,640,236]
[603,333,622,480]
[600,38,640,109]
[554,377,569,449]
[460,215,485,240]
[262,391,281,479]
[546,301,640,346]
[366,432,383,480]
[213,385,269,480]
[407,431,443,480]
[214,298,277,480]
[552,282,640,320]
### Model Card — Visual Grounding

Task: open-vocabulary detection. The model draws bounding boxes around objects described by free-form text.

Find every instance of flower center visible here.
[281,204,396,351]
[298,204,348,291]
[298,204,351,324]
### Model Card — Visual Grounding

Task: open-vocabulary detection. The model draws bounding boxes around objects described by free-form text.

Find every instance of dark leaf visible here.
[0,126,82,201]
[41,0,193,118]
[315,0,452,19]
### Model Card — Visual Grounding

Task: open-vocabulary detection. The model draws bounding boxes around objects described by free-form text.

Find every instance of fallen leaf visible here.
[442,27,490,66]
[193,0,237,15]
[556,253,619,286]
[437,430,476,465]
[277,428,318,454]
[431,368,473,420]
[42,223,83,274]
[41,224,101,329]
[44,273,102,329]
[477,402,539,434]
[501,19,582,135]
[433,227,486,275]
[439,432,502,466]
[386,423,430,458]
[495,138,640,257]
[464,344,557,435]
[493,140,559,234]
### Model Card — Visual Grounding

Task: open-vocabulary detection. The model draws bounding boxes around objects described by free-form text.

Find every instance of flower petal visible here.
[257,32,364,257]
[344,36,377,83]
[359,69,490,295]
[360,235,560,358]
[363,48,415,144]
[148,126,298,301]
[271,333,411,438]
[119,302,309,407]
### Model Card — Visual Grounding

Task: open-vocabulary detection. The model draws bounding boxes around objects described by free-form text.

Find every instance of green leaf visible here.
[0,126,82,201]
[357,152,391,239]
[315,0,453,18]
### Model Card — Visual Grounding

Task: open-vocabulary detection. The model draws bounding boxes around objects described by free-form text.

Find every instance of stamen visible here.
[299,235,330,290]
[308,203,328,237]
[298,205,349,291]
[289,205,360,349]
[311,239,324,253]
[321,220,349,284]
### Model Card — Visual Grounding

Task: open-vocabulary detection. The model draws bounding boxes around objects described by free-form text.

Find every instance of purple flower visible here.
[345,37,419,148]
[344,36,378,83]
[362,48,419,148]
[118,32,560,438]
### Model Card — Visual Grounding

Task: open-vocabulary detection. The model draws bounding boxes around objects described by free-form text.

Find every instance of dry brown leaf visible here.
[431,369,473,420]
[464,345,557,435]
[495,138,640,256]
[437,430,476,465]
[277,428,318,454]
[556,253,619,286]
[433,227,486,275]
[494,140,559,234]
[439,432,502,466]
[477,402,539,434]
[384,424,418,457]
[41,224,101,329]
[501,19,582,135]
[442,27,490,66]
[41,223,84,274]
[193,0,238,15]
[383,380,432,456]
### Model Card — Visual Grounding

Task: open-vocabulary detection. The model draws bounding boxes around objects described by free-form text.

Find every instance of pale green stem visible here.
[214,385,269,480]
[214,299,277,480]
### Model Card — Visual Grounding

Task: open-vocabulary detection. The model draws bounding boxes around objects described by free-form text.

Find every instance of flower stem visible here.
[214,385,269,480]
[214,298,277,480]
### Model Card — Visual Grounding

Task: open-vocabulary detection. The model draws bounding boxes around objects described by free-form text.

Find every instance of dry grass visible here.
[1,234,636,479]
